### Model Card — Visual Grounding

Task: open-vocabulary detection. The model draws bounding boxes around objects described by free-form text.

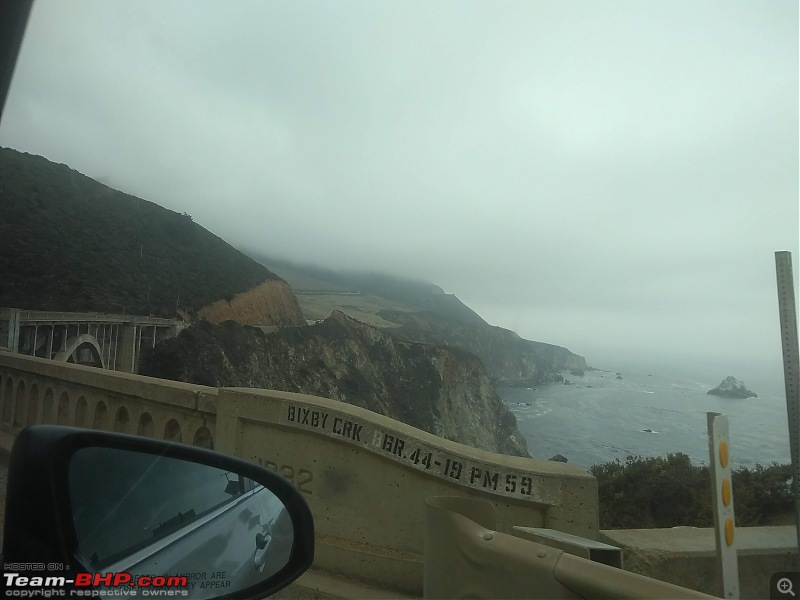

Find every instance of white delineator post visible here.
[776,250,800,562]
[707,412,739,599]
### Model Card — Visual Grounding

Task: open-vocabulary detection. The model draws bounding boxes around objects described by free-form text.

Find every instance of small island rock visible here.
[707,376,757,399]
[549,454,569,463]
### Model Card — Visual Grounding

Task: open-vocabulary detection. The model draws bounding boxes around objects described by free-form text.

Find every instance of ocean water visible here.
[498,369,791,470]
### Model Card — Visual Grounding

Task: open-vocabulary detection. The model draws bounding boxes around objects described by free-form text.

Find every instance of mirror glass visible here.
[69,447,294,598]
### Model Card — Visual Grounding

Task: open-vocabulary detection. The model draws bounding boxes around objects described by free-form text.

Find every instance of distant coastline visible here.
[499,367,790,470]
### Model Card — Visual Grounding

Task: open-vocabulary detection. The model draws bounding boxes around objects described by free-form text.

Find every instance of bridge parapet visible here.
[0,353,217,452]
[215,387,597,593]
[0,353,598,596]
[3,307,183,326]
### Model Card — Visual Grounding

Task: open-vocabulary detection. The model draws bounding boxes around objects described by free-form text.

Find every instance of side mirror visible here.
[2,426,314,599]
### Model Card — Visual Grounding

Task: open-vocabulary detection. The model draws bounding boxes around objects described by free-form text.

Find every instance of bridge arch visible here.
[42,387,54,423]
[57,392,70,425]
[114,406,130,433]
[193,426,213,449]
[75,396,88,427]
[164,419,182,443]
[93,401,108,430]
[55,335,106,369]
[1,377,12,424]
[138,412,155,437]
[27,384,39,426]
[14,381,25,427]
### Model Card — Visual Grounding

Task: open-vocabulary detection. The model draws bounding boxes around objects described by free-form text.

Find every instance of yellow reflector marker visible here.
[719,440,728,468]
[722,479,731,507]
[725,518,734,546]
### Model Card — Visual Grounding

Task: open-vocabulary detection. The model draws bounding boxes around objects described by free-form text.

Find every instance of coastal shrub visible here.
[591,454,792,529]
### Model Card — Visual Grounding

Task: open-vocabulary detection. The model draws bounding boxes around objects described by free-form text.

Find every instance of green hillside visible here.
[0,147,281,317]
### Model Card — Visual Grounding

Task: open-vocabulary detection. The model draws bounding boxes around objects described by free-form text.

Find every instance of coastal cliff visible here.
[198,280,305,326]
[378,309,588,385]
[140,311,529,457]
[254,258,589,385]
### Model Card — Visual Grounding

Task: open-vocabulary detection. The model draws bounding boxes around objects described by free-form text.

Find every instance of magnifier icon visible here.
[778,578,796,597]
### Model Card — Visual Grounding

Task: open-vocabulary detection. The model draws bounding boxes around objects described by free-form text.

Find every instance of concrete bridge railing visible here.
[0,352,597,595]
[0,352,218,453]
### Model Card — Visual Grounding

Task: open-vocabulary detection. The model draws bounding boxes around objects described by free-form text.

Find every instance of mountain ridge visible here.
[253,256,589,384]
[0,147,301,323]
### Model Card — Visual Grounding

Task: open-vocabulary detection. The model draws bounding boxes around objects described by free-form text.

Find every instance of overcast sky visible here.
[1,1,797,382]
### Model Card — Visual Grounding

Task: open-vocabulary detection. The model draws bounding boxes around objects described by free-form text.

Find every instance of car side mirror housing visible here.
[2,425,314,599]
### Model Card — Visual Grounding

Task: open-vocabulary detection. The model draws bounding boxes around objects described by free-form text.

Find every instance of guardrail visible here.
[424,496,716,599]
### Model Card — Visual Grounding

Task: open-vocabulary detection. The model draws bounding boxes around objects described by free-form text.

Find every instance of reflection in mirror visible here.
[69,447,294,598]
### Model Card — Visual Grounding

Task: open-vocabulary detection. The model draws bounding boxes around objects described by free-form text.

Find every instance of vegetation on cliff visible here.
[140,311,529,457]
[0,148,292,319]
[592,453,792,528]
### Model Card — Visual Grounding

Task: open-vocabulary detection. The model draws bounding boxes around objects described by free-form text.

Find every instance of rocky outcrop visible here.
[198,280,305,326]
[140,311,529,457]
[707,376,758,399]
[376,309,587,385]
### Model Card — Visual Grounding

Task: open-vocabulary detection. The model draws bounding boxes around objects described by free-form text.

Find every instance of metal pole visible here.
[775,251,800,561]
[707,412,739,599]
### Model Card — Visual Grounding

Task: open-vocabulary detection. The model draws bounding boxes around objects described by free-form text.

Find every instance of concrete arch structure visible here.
[93,401,108,430]
[193,426,214,449]
[57,391,70,425]
[2,376,12,424]
[114,406,130,433]
[42,387,54,424]
[13,381,25,427]
[164,419,182,442]
[138,412,154,438]
[27,384,39,426]
[54,334,106,369]
[75,397,88,428]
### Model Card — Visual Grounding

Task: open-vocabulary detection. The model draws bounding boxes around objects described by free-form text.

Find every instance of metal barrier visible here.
[424,496,718,599]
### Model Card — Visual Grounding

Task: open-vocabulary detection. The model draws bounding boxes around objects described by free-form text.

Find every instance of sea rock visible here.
[549,454,568,463]
[707,376,758,399]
